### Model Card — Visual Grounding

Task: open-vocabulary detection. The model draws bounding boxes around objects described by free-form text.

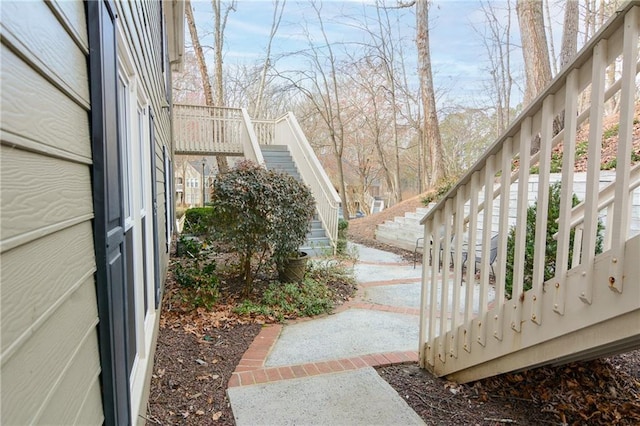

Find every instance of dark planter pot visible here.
[278,251,309,283]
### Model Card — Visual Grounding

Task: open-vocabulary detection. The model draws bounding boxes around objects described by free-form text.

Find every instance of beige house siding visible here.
[1,0,179,424]
[0,1,103,423]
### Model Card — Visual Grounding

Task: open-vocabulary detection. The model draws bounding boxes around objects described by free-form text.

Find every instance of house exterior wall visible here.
[1,1,180,424]
[0,1,103,424]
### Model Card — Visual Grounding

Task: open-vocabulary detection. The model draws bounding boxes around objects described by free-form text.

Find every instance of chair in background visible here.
[460,234,499,278]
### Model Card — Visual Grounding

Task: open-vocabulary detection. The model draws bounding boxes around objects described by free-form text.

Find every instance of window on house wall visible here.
[117,70,133,227]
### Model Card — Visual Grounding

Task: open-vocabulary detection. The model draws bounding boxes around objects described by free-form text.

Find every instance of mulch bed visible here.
[378,351,640,425]
[146,320,261,425]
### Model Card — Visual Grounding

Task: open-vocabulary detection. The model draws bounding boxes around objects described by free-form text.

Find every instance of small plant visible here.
[174,260,220,309]
[602,123,620,140]
[176,234,203,258]
[336,218,349,255]
[601,158,617,170]
[232,258,356,321]
[421,176,458,205]
[505,182,603,298]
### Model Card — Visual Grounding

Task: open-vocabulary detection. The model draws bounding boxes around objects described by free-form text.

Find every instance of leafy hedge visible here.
[183,207,215,236]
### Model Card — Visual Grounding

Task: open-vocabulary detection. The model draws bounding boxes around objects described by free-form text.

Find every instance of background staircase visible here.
[375,206,432,252]
[261,145,332,256]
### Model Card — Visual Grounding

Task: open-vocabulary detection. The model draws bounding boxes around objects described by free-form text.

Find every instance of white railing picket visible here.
[580,39,607,305]
[463,172,480,353]
[531,96,554,325]
[450,189,466,358]
[494,139,512,341]
[512,118,531,333]
[554,70,579,315]
[609,6,640,293]
[478,155,495,347]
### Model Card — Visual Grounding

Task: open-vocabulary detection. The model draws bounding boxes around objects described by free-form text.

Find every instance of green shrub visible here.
[336,218,349,255]
[210,160,315,294]
[233,279,333,321]
[176,234,203,258]
[183,207,215,236]
[505,182,603,298]
[174,260,220,309]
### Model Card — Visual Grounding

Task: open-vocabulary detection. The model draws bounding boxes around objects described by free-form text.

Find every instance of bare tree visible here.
[278,1,351,218]
[346,56,399,205]
[211,0,237,106]
[415,0,445,187]
[475,0,515,134]
[543,0,558,75]
[253,0,286,118]
[185,0,228,172]
[186,2,214,106]
[516,0,552,106]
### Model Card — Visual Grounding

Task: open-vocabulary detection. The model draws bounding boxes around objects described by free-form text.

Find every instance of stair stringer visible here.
[424,233,640,383]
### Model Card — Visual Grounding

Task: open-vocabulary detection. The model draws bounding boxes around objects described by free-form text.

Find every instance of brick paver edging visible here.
[229,324,419,388]
[229,351,419,388]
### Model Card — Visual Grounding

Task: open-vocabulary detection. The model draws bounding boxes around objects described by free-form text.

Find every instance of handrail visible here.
[240,108,265,165]
[273,112,341,251]
[422,3,640,226]
[419,2,640,381]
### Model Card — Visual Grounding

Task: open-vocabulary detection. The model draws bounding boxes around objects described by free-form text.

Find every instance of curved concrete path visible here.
[227,243,426,425]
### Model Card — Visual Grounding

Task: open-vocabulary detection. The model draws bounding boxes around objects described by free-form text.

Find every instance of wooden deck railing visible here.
[419,2,640,382]
[173,104,263,163]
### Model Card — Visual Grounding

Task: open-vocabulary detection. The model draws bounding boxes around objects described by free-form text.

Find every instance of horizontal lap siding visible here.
[0,1,103,425]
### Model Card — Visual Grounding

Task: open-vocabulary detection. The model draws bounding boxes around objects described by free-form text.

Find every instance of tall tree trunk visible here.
[185,0,228,172]
[544,0,558,75]
[560,0,579,69]
[254,0,286,118]
[416,0,445,188]
[185,2,213,106]
[516,0,552,106]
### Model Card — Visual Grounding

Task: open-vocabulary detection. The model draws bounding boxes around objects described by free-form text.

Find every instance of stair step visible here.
[260,145,289,151]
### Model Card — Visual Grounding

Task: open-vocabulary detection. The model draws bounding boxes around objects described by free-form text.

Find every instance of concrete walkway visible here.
[227,243,426,425]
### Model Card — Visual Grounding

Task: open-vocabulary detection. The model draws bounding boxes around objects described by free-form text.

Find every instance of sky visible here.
[189,0,567,109]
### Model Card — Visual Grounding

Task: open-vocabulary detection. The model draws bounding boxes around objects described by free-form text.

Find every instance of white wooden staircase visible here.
[419,2,640,383]
[172,106,340,254]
